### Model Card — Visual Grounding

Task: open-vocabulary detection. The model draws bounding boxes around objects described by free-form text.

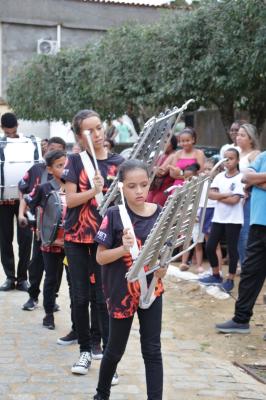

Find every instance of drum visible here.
[40,191,67,246]
[0,135,42,200]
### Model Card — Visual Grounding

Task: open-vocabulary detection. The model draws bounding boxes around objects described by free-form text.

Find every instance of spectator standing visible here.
[236,124,260,270]
[161,127,205,187]
[215,151,266,340]
[199,149,244,293]
[147,135,178,206]
[219,120,245,159]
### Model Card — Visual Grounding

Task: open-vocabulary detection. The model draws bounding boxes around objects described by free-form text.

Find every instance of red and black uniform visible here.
[61,151,124,353]
[94,204,164,400]
[24,179,64,314]
[95,205,164,318]
[18,163,52,301]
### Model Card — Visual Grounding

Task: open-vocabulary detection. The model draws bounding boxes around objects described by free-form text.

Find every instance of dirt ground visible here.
[164,261,266,367]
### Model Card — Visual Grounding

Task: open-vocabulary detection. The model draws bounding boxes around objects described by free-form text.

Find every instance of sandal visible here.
[180,263,190,271]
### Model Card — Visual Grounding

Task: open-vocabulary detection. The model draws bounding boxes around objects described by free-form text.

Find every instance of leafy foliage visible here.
[7,0,266,131]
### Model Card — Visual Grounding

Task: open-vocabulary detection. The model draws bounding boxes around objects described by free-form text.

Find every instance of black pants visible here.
[28,235,45,300]
[64,241,109,353]
[90,282,102,346]
[234,225,266,324]
[0,203,32,282]
[96,296,163,400]
[42,251,64,314]
[65,265,101,344]
[206,222,241,274]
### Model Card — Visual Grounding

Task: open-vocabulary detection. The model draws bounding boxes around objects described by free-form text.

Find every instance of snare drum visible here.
[40,191,67,246]
[0,135,42,200]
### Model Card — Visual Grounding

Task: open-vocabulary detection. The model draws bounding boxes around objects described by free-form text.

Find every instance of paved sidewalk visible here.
[0,266,266,400]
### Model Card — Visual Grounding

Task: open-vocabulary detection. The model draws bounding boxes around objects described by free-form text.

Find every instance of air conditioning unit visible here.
[37,39,59,55]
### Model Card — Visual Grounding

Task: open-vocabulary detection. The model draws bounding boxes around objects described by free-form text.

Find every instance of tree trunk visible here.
[216,100,235,141]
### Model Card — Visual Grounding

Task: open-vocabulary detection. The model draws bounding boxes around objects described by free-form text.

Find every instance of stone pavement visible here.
[0,266,266,400]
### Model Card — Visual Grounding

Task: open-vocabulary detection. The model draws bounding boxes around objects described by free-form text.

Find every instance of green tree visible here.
[7,0,266,132]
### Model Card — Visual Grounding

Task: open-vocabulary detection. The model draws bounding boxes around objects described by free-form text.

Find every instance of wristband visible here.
[179,169,184,176]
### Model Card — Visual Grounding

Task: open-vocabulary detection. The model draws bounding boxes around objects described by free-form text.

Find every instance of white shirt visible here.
[211,171,244,224]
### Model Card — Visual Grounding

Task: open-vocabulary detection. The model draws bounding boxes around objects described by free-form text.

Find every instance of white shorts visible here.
[192,222,204,244]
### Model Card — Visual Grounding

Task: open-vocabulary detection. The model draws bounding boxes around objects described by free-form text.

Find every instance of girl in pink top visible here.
[160,127,205,186]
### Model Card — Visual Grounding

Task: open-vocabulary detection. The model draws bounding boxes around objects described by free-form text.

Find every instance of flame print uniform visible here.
[18,162,51,195]
[62,152,124,244]
[95,205,164,319]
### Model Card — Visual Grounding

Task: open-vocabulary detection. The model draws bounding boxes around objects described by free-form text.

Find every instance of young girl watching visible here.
[160,127,205,186]
[93,159,166,400]
[199,149,244,293]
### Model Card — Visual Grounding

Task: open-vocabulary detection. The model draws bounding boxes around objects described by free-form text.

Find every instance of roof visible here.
[77,0,172,7]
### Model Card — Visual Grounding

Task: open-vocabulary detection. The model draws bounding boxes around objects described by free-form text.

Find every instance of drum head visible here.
[40,191,62,246]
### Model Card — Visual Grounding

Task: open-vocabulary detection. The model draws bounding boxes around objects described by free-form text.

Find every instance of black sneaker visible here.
[71,351,92,375]
[215,319,250,334]
[91,343,103,360]
[16,280,30,292]
[93,395,109,400]
[57,330,78,345]
[53,303,60,312]
[43,313,55,330]
[22,297,38,311]
[0,279,16,291]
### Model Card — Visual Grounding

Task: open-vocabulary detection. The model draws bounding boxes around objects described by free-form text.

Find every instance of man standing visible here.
[215,151,266,340]
[0,113,32,291]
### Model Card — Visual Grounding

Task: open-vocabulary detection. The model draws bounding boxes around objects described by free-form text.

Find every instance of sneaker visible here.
[111,371,119,386]
[215,319,250,334]
[93,395,108,400]
[43,313,55,330]
[57,330,78,345]
[22,297,38,311]
[221,279,234,293]
[0,279,16,291]
[16,280,30,292]
[199,274,223,286]
[53,303,60,312]
[91,343,103,360]
[71,351,92,375]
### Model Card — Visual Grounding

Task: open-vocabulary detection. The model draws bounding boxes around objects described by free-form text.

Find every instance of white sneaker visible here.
[111,371,119,386]
[71,352,92,375]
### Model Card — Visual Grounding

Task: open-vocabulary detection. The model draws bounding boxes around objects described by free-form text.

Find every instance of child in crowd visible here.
[199,149,244,293]
[93,159,166,400]
[147,135,178,206]
[24,150,67,329]
[198,158,223,274]
[160,127,205,185]
[176,162,203,272]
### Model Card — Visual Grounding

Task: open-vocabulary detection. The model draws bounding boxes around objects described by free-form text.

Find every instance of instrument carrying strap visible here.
[118,204,157,309]
[40,167,48,184]
[80,151,104,206]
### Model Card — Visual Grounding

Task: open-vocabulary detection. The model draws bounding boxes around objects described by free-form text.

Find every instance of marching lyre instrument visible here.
[98,99,195,216]
[126,159,225,308]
